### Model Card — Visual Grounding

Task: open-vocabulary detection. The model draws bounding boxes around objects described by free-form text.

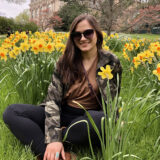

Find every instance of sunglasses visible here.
[71,29,94,41]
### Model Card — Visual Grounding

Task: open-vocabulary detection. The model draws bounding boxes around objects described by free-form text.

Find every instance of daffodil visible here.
[135,43,140,50]
[110,34,114,38]
[0,48,7,61]
[31,44,39,54]
[9,51,16,59]
[118,107,122,113]
[103,45,109,51]
[133,57,141,68]
[98,65,113,80]
[153,63,160,80]
[20,42,30,52]
[44,42,54,53]
[123,51,130,61]
[130,67,134,73]
[114,33,119,38]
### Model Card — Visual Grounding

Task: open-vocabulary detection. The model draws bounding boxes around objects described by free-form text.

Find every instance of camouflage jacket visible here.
[44,50,122,144]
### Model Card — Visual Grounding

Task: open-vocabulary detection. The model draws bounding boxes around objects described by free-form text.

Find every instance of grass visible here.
[118,33,160,41]
[0,33,160,160]
[0,35,6,45]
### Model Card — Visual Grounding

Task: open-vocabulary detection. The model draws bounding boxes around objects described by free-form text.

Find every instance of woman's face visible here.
[72,20,97,53]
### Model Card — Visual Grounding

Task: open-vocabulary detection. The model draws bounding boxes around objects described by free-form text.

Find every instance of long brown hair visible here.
[57,14,103,85]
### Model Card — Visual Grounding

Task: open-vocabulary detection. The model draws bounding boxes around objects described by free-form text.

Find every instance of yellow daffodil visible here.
[114,33,119,38]
[103,45,109,51]
[13,46,20,56]
[44,42,54,53]
[20,42,30,52]
[123,52,130,61]
[118,107,122,113]
[133,57,141,68]
[0,48,7,61]
[110,34,114,38]
[31,44,39,54]
[98,65,113,80]
[9,51,16,59]
[135,43,140,50]
[130,67,134,73]
[131,39,136,43]
[54,43,65,52]
[153,63,160,80]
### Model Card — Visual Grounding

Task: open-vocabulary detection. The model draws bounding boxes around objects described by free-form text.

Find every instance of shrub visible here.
[58,1,88,31]
[23,22,39,33]
[0,16,38,34]
[0,17,15,34]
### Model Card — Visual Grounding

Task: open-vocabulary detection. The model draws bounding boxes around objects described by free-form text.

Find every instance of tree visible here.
[88,0,135,35]
[48,12,63,31]
[129,4,160,33]
[87,0,160,35]
[15,9,30,24]
[58,0,89,31]
[113,0,160,33]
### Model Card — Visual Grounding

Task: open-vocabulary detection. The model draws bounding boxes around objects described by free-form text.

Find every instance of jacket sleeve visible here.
[110,56,122,98]
[44,69,63,144]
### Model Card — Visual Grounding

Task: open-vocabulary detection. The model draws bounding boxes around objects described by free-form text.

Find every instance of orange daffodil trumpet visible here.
[153,63,160,80]
[98,65,113,80]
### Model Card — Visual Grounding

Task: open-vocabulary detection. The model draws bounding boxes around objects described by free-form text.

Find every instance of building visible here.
[29,0,65,30]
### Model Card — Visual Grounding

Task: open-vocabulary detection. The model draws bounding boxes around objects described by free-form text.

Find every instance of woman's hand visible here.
[43,142,65,160]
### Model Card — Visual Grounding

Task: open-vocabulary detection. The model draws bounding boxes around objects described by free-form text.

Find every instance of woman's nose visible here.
[80,34,86,40]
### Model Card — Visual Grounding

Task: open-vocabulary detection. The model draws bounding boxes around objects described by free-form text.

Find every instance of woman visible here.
[3,14,122,160]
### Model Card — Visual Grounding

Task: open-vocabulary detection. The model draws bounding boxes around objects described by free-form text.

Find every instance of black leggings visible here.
[3,104,104,159]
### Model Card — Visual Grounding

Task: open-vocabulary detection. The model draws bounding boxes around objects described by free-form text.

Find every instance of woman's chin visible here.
[80,47,90,53]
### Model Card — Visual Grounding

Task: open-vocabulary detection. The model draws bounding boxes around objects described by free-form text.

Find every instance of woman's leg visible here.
[3,104,46,159]
[62,110,104,145]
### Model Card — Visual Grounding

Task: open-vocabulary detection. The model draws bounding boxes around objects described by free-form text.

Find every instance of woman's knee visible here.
[3,104,17,125]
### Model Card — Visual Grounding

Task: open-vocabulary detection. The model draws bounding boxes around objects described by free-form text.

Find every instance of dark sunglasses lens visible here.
[72,32,81,40]
[71,29,94,41]
[84,29,94,39]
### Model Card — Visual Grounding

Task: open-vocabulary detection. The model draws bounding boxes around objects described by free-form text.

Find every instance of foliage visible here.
[0,16,15,34]
[14,9,30,24]
[22,22,39,33]
[0,16,38,34]
[129,4,160,33]
[58,1,89,31]
[102,32,125,52]
[48,12,64,31]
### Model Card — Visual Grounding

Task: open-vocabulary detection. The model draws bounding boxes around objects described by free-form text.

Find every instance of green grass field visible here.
[0,36,6,45]
[118,33,160,40]
[0,33,160,160]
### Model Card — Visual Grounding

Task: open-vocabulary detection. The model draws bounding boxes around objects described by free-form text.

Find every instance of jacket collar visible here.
[97,50,111,70]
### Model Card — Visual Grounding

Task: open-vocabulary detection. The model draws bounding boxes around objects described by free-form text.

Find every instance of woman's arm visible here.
[111,57,122,96]
[45,69,63,143]
[44,69,66,160]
